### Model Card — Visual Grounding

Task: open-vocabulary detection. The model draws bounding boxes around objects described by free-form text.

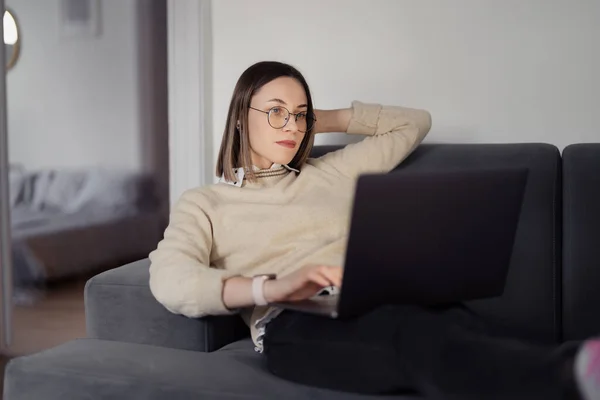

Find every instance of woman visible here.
[149,61,597,399]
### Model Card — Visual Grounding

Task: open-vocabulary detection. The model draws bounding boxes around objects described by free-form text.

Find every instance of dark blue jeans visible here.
[263,304,581,399]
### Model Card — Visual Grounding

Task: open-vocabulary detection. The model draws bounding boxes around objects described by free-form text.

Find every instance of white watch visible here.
[252,274,276,306]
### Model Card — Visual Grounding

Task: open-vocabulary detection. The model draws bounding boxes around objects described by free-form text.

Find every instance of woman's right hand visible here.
[263,265,343,303]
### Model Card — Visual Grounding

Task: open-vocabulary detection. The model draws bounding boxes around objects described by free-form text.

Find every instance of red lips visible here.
[276,140,297,148]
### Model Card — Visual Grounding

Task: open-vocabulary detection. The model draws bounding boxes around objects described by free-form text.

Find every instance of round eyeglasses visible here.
[249,106,316,133]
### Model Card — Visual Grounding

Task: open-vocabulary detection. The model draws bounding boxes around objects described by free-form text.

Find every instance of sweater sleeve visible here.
[314,100,432,179]
[148,189,237,318]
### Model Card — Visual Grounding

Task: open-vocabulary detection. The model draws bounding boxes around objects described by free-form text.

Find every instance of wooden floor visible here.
[0,278,88,398]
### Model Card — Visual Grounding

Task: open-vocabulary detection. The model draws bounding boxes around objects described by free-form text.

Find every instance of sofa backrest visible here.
[311,143,562,344]
[562,144,600,341]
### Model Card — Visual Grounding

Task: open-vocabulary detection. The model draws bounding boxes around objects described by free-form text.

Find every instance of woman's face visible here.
[247,77,308,169]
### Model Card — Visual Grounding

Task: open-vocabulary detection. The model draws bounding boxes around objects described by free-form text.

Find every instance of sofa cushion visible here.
[400,144,562,343]
[315,143,562,344]
[562,143,600,341]
[4,338,421,400]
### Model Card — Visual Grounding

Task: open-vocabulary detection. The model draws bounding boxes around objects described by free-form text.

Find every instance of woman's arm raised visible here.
[311,101,432,179]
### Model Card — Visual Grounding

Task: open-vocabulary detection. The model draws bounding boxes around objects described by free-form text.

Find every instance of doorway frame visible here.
[0,0,14,349]
[167,0,212,206]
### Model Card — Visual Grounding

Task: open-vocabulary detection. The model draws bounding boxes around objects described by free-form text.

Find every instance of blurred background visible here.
[1,0,168,390]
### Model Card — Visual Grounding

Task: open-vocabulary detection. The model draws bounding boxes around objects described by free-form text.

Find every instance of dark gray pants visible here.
[263,304,581,399]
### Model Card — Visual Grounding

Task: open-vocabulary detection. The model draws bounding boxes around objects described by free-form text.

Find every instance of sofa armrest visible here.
[562,144,600,341]
[84,259,249,352]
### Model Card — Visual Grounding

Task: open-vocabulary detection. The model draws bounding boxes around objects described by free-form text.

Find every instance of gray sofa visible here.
[4,143,600,399]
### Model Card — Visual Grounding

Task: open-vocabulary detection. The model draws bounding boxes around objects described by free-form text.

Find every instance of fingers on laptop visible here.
[311,265,342,288]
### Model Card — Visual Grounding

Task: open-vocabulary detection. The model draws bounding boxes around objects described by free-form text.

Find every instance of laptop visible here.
[273,167,528,319]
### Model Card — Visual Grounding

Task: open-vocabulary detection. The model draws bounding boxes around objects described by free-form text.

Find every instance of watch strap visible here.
[252,274,276,306]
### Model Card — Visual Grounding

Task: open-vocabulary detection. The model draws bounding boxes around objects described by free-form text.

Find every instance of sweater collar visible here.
[218,163,299,187]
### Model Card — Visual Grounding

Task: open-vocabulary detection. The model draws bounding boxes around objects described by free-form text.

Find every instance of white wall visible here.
[211,0,600,175]
[6,0,149,172]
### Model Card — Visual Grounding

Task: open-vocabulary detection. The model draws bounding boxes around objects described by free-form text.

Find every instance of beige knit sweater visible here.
[148,101,432,345]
